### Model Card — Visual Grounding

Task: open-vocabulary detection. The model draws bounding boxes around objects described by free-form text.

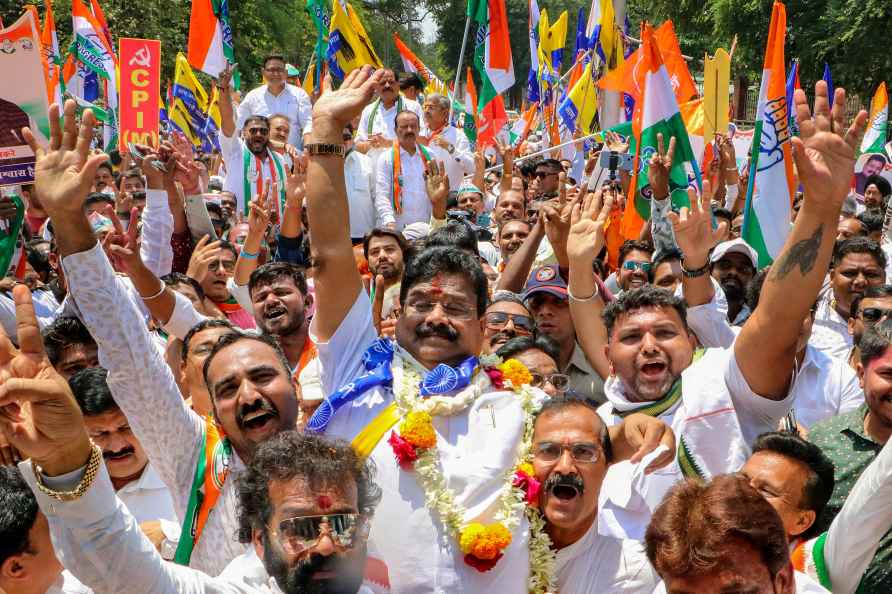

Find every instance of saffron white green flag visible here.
[742,1,795,267]
[861,82,888,155]
[71,0,117,150]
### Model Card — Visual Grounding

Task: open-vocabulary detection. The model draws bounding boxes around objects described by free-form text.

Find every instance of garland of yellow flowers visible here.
[388,354,557,591]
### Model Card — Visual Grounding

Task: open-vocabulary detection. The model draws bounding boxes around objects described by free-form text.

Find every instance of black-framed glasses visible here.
[273,513,367,555]
[534,171,557,180]
[860,307,892,324]
[485,312,535,332]
[622,261,652,273]
[529,372,570,392]
[533,442,601,463]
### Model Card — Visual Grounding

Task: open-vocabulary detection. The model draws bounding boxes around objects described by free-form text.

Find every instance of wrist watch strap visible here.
[681,258,710,278]
[305,143,346,157]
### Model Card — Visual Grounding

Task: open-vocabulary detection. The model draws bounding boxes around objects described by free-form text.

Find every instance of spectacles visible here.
[485,312,535,332]
[405,299,475,320]
[534,171,557,180]
[533,441,601,464]
[248,127,269,136]
[273,513,367,555]
[622,261,652,273]
[529,372,570,392]
[209,260,236,273]
[265,67,285,74]
[860,307,892,324]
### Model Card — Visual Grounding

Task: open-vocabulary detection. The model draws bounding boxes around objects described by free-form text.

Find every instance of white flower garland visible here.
[391,355,557,592]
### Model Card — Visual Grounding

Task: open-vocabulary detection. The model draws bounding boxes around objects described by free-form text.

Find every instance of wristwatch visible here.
[680,258,710,278]
[447,143,455,155]
[160,537,178,561]
[31,444,103,502]
[304,143,346,158]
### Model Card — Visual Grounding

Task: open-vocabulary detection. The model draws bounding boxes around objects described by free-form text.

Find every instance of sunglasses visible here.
[485,312,535,332]
[534,171,557,180]
[274,513,367,555]
[622,261,653,273]
[533,441,601,463]
[860,307,892,324]
[529,372,570,392]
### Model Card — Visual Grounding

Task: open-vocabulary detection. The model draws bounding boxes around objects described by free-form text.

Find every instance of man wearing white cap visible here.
[710,238,759,325]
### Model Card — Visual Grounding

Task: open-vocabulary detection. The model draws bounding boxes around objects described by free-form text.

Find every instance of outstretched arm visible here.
[735,81,868,399]
[566,188,616,380]
[306,66,383,342]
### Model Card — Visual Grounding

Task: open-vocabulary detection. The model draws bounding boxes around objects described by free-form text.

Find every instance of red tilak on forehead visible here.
[317,495,332,510]
[429,274,443,295]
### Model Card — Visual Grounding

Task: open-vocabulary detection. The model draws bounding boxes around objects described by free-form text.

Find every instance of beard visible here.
[261,307,306,337]
[719,276,745,300]
[372,262,401,281]
[262,532,365,594]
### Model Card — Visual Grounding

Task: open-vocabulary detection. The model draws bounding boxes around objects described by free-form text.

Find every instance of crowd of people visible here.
[0,57,890,594]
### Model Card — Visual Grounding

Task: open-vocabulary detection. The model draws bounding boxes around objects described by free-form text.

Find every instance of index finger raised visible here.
[12,286,43,357]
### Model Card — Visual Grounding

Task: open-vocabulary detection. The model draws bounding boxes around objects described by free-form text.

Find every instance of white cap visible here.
[401,222,430,241]
[710,238,759,269]
[298,358,325,402]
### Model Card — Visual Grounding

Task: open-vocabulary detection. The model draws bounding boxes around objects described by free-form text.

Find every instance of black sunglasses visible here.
[860,307,892,324]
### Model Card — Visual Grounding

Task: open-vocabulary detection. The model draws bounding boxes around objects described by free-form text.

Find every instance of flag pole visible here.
[449,15,473,122]
[483,130,604,171]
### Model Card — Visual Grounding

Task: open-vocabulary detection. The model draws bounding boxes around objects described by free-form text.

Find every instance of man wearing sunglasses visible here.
[847,285,892,368]
[481,291,536,353]
[236,55,312,149]
[497,335,569,397]
[524,265,605,403]
[616,241,654,294]
[529,159,563,200]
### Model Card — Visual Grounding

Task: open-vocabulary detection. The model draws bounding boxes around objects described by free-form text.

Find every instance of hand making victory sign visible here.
[0,286,92,476]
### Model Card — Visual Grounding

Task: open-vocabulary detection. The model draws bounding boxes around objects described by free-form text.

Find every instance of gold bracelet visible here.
[31,444,103,502]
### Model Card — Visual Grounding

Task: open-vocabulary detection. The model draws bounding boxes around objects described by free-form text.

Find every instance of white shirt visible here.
[236,83,312,147]
[554,521,658,593]
[423,125,474,191]
[809,292,853,360]
[356,96,423,165]
[220,131,287,216]
[684,287,864,428]
[312,291,540,593]
[346,149,377,239]
[140,189,174,278]
[0,286,61,339]
[117,461,179,526]
[374,145,431,229]
[47,572,93,594]
[62,243,249,576]
[596,348,795,541]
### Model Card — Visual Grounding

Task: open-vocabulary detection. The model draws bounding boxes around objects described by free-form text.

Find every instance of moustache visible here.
[103,446,135,460]
[490,329,517,345]
[236,398,278,428]
[415,323,459,342]
[544,472,585,496]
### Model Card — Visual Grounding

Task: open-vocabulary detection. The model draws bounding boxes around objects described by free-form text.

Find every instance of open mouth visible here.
[241,409,278,431]
[640,361,667,378]
[264,306,287,321]
[550,483,580,501]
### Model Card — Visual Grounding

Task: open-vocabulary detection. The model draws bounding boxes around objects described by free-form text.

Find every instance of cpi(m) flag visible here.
[621,21,697,240]
[118,38,161,151]
[742,1,795,267]
[558,61,598,135]
[170,53,209,147]
[327,0,381,80]
[861,83,888,155]
[0,10,50,187]
[393,33,449,97]
[188,0,235,79]
[470,0,514,146]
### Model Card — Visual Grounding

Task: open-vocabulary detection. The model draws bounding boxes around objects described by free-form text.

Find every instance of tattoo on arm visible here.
[768,224,824,281]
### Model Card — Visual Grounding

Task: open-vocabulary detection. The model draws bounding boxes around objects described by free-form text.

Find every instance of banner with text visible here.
[0,11,50,186]
[119,37,161,151]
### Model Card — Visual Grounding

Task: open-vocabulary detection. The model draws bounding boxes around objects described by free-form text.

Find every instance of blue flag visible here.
[823,63,834,108]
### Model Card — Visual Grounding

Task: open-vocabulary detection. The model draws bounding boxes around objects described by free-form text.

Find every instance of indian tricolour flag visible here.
[187,0,235,79]
[470,0,514,146]
[742,1,795,267]
[861,83,888,154]
[71,0,117,150]
[620,21,697,240]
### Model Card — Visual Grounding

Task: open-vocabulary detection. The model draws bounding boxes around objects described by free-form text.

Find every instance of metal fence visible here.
[734,85,866,128]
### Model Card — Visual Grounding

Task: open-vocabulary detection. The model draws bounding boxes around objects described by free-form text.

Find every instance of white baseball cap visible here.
[709,238,759,269]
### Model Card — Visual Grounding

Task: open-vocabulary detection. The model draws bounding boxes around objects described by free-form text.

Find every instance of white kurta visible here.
[424,125,474,191]
[313,291,538,593]
[374,145,431,230]
[236,83,312,147]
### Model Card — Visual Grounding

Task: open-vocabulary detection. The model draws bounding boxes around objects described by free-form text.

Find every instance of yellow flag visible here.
[558,61,599,134]
[328,0,382,79]
[702,48,730,140]
[170,52,209,147]
[540,10,568,73]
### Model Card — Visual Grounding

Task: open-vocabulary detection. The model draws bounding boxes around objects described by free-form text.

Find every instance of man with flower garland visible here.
[566,80,869,540]
[304,67,676,593]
